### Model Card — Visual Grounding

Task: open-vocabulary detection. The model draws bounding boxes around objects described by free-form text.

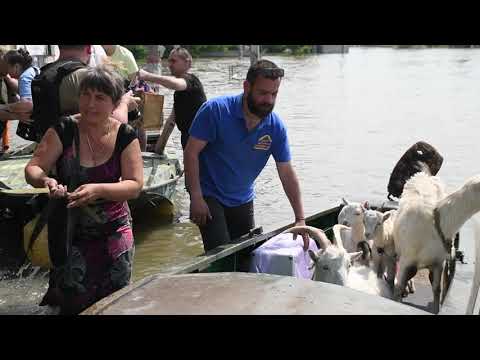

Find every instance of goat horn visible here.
[283,225,331,250]
[332,224,347,249]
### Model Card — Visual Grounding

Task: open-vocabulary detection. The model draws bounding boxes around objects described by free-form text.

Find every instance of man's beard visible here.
[246,92,274,119]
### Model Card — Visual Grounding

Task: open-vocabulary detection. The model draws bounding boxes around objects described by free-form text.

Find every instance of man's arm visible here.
[276,161,309,250]
[184,136,211,226]
[0,101,33,124]
[6,100,32,113]
[154,110,176,155]
[138,69,187,91]
[276,161,305,222]
[0,110,12,122]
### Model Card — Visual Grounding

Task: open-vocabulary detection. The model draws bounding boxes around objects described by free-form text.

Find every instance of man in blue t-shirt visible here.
[184,59,309,253]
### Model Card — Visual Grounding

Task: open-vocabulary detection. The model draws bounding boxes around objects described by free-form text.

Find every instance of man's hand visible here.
[189,195,212,226]
[137,69,149,82]
[292,218,310,251]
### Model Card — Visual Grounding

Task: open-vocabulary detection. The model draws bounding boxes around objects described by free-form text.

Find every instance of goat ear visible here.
[363,201,370,210]
[342,197,349,205]
[308,249,319,261]
[348,251,363,264]
[382,212,392,223]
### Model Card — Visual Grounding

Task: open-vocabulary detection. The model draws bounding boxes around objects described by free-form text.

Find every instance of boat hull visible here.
[82,199,462,315]
[0,151,183,270]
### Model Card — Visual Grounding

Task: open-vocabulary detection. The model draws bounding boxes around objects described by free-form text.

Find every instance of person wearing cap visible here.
[184,59,309,253]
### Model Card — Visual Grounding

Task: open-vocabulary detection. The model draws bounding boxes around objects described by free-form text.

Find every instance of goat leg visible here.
[430,264,443,314]
[395,262,417,301]
[407,279,416,294]
[394,263,408,302]
[385,256,396,291]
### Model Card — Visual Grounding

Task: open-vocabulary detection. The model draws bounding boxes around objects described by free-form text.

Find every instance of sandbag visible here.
[23,215,51,268]
[387,141,443,199]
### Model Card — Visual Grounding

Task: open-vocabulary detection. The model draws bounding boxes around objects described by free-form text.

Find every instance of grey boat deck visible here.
[82,272,430,315]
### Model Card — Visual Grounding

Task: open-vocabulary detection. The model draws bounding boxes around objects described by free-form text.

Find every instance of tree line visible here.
[124,45,315,61]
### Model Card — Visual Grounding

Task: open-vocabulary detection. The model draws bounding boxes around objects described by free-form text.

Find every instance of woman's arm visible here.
[3,74,18,93]
[111,91,142,124]
[25,128,63,188]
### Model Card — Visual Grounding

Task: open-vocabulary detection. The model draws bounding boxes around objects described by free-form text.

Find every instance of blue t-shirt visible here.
[18,66,39,100]
[189,93,291,207]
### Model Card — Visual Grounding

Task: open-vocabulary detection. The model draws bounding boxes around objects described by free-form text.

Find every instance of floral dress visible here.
[40,117,137,315]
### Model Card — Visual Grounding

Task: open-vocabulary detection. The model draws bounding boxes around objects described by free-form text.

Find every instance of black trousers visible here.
[199,197,255,253]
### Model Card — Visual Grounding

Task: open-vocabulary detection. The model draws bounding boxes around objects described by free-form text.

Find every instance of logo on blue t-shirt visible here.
[253,135,272,151]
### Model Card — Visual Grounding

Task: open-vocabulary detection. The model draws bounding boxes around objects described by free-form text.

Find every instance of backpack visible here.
[16,60,86,142]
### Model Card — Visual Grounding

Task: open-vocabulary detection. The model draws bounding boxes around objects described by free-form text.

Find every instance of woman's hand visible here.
[122,90,142,112]
[44,178,68,199]
[67,184,103,208]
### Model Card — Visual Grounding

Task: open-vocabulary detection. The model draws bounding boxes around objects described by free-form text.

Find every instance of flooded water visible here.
[2,46,480,314]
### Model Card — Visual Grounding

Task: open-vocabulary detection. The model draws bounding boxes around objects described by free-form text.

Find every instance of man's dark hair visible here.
[169,47,193,63]
[58,45,88,50]
[246,59,284,84]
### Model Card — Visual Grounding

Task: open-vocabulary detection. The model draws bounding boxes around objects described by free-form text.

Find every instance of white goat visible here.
[393,172,480,314]
[338,198,369,226]
[285,226,392,299]
[334,203,371,264]
[363,209,415,295]
[363,209,395,277]
[284,226,362,284]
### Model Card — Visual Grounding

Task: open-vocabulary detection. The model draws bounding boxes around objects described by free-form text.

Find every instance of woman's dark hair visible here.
[79,65,125,104]
[4,48,33,70]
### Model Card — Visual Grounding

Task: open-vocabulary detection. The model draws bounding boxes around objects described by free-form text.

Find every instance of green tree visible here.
[124,45,147,61]
[186,45,237,56]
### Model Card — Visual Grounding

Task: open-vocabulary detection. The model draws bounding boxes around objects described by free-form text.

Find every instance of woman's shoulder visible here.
[61,115,79,126]
[114,119,137,153]
[117,121,137,141]
[52,115,78,141]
